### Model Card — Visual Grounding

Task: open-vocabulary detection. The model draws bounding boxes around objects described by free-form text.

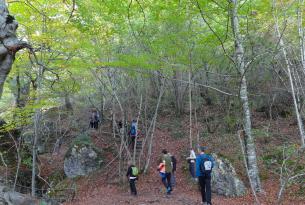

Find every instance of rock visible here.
[64,137,102,178]
[211,154,246,197]
[0,185,58,205]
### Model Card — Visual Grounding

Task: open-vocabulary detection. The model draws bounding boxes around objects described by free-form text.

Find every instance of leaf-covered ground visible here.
[61,116,304,205]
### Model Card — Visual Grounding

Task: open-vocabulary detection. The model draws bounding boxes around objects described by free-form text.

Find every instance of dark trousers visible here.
[163,172,172,192]
[198,176,212,204]
[129,179,137,195]
[90,121,99,129]
[189,162,195,178]
[93,121,99,129]
[129,136,135,148]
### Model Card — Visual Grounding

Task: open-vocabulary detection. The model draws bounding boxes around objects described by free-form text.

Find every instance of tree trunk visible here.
[172,70,184,115]
[64,95,73,111]
[15,73,31,108]
[273,0,305,146]
[144,79,165,173]
[188,70,192,149]
[0,1,28,99]
[230,0,261,192]
[298,0,305,74]
[32,110,40,196]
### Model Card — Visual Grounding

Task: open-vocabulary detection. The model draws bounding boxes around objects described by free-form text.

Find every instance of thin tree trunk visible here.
[144,79,165,173]
[237,131,260,205]
[8,132,21,192]
[273,0,305,146]
[189,70,192,149]
[173,70,184,115]
[298,0,305,75]
[230,0,261,192]
[32,111,39,196]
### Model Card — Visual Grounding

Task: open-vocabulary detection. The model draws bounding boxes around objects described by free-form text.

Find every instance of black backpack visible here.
[171,155,177,172]
[199,157,213,177]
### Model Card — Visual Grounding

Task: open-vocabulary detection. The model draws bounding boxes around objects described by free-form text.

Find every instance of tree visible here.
[0,0,29,99]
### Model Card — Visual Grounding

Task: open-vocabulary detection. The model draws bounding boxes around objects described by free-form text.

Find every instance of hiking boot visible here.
[166,187,172,194]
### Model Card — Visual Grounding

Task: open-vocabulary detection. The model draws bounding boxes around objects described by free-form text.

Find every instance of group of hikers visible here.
[89,109,139,148]
[89,109,214,204]
[89,109,100,129]
[126,146,215,205]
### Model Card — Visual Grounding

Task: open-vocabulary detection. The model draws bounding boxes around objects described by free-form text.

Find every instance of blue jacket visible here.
[196,153,215,177]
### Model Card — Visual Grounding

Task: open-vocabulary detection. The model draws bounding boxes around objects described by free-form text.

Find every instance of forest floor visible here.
[60,114,305,205]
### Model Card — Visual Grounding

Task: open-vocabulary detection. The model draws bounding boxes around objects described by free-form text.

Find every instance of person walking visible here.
[186,149,196,179]
[89,109,100,130]
[162,149,173,194]
[196,146,214,205]
[129,119,137,148]
[126,161,139,196]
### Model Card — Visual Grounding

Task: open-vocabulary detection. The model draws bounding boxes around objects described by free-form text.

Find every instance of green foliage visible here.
[223,115,238,133]
[72,133,93,147]
[47,178,76,202]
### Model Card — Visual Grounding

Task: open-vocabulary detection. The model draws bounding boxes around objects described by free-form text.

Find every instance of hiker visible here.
[161,149,173,194]
[126,161,139,196]
[157,159,167,188]
[90,109,100,129]
[118,121,124,136]
[128,119,137,148]
[186,149,196,179]
[169,153,177,187]
[196,146,214,205]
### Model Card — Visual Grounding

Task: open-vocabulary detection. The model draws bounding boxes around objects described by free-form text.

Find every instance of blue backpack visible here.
[200,156,213,177]
[130,124,136,136]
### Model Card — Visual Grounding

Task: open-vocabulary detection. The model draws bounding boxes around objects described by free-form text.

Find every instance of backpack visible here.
[131,166,139,176]
[94,112,100,122]
[171,155,177,172]
[130,124,136,136]
[163,154,173,173]
[199,156,213,177]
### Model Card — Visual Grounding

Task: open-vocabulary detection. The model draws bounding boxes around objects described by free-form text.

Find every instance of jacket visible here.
[196,153,214,177]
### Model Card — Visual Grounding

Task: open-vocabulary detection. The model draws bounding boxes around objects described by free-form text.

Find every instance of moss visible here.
[72,133,93,147]
[65,133,102,159]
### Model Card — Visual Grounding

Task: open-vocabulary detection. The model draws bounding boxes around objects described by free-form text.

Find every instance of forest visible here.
[0,0,304,204]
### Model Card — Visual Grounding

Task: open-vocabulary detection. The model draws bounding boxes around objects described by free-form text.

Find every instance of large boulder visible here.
[211,154,246,197]
[64,135,102,178]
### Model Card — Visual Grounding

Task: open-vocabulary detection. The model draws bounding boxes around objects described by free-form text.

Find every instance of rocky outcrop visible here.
[64,138,102,178]
[0,185,58,205]
[211,154,246,197]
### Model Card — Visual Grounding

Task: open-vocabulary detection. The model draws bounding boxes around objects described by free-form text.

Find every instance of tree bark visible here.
[144,79,165,173]
[298,0,305,75]
[230,0,261,192]
[0,1,28,99]
[172,70,184,115]
[273,0,305,146]
[188,69,192,149]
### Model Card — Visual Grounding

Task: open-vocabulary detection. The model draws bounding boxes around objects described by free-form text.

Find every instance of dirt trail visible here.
[63,123,304,205]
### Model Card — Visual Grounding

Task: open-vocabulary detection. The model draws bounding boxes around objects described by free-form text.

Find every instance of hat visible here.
[199,146,207,152]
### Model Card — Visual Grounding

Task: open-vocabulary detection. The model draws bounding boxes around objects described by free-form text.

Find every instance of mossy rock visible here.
[64,133,103,178]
